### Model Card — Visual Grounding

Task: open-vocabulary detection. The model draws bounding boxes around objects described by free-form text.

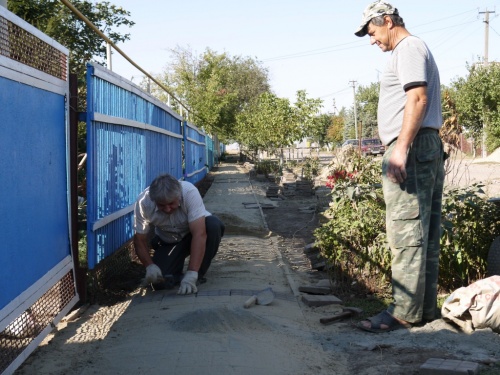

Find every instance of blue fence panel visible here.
[86,63,183,269]
[0,7,78,374]
[183,121,207,184]
[206,135,215,170]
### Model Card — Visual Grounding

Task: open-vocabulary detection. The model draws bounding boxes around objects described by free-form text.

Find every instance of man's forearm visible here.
[187,234,206,272]
[134,234,153,267]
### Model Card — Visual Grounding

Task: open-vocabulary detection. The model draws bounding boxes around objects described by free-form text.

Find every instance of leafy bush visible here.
[301,156,321,180]
[314,153,391,292]
[255,159,281,176]
[439,184,500,289]
[314,154,500,294]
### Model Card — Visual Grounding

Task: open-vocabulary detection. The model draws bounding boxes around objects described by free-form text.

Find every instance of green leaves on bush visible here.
[314,154,500,294]
[255,160,281,176]
[439,184,500,289]
[314,153,391,291]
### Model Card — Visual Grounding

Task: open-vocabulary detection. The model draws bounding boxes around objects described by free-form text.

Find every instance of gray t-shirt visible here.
[134,181,211,243]
[378,36,442,145]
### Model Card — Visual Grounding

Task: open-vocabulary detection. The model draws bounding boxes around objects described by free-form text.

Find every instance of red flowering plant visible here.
[315,154,390,292]
[325,168,356,189]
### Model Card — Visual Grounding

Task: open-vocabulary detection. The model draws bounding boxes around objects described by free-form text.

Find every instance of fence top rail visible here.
[185,121,206,136]
[88,62,183,121]
[0,6,68,55]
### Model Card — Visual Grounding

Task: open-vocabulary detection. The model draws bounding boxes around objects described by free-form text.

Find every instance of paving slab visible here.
[419,358,480,375]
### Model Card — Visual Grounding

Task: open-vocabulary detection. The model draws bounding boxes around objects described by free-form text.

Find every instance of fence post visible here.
[70,73,86,303]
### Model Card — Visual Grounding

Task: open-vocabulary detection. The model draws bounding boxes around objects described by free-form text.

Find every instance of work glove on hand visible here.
[178,270,198,295]
[145,264,163,284]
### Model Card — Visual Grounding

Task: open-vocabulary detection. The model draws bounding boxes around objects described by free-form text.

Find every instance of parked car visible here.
[341,139,359,148]
[360,138,385,156]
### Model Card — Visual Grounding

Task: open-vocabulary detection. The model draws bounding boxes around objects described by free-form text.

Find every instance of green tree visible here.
[293,90,323,141]
[356,82,380,139]
[451,62,500,152]
[310,113,333,148]
[343,107,356,141]
[154,46,270,141]
[326,111,345,147]
[235,92,294,153]
[235,90,322,155]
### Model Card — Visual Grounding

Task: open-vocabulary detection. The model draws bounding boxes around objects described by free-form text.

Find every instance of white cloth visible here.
[441,275,500,333]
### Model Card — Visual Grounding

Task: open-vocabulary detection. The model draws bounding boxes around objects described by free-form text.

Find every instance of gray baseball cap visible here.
[354,1,399,37]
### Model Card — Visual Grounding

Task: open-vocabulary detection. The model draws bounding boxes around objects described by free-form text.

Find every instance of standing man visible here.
[134,174,225,295]
[354,1,444,332]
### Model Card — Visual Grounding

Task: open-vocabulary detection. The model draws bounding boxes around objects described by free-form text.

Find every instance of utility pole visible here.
[479,9,495,157]
[106,42,112,71]
[349,80,358,140]
[479,9,495,65]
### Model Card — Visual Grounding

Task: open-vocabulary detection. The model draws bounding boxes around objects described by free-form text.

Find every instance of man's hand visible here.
[178,271,198,295]
[145,264,163,284]
[387,145,408,184]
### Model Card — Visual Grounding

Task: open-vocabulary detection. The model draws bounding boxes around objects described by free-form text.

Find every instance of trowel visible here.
[243,287,275,308]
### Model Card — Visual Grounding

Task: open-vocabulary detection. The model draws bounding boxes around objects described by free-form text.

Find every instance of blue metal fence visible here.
[183,121,207,184]
[86,63,183,269]
[0,7,78,374]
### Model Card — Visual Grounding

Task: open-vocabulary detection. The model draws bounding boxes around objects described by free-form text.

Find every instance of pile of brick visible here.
[303,243,326,271]
[280,170,315,197]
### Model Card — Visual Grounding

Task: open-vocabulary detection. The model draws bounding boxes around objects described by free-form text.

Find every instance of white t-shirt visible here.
[378,36,442,145]
[134,181,211,243]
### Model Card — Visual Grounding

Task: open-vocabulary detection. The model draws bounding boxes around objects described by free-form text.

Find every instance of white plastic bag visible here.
[441,275,500,333]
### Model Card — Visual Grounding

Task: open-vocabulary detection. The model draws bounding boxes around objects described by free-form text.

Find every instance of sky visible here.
[107,0,500,113]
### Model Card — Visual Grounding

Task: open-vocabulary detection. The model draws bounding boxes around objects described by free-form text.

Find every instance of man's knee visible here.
[205,215,225,238]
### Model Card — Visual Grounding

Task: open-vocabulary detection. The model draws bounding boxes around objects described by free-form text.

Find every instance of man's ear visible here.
[384,15,394,29]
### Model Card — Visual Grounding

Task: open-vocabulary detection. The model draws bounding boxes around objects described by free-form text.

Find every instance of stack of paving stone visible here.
[266,184,281,199]
[303,243,326,271]
[298,279,344,307]
[295,178,314,196]
[281,170,297,197]
[315,186,332,211]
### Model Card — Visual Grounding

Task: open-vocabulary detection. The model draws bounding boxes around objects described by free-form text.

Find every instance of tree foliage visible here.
[356,82,380,139]
[451,63,500,152]
[310,113,333,148]
[235,92,295,152]
[153,47,270,141]
[235,90,322,154]
[326,112,345,146]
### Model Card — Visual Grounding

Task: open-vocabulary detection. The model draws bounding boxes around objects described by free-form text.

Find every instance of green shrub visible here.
[314,153,391,292]
[301,157,321,180]
[255,159,281,176]
[314,155,500,294]
[439,184,500,289]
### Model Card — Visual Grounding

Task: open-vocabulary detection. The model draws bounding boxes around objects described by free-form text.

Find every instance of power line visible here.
[262,41,366,62]
[261,9,482,63]
[490,25,500,37]
[411,8,479,30]
[318,86,350,99]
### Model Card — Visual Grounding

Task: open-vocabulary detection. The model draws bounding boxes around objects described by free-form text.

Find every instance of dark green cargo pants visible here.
[382,128,444,323]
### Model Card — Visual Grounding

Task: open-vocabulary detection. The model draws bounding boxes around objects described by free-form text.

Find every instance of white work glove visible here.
[145,264,163,284]
[177,270,198,295]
